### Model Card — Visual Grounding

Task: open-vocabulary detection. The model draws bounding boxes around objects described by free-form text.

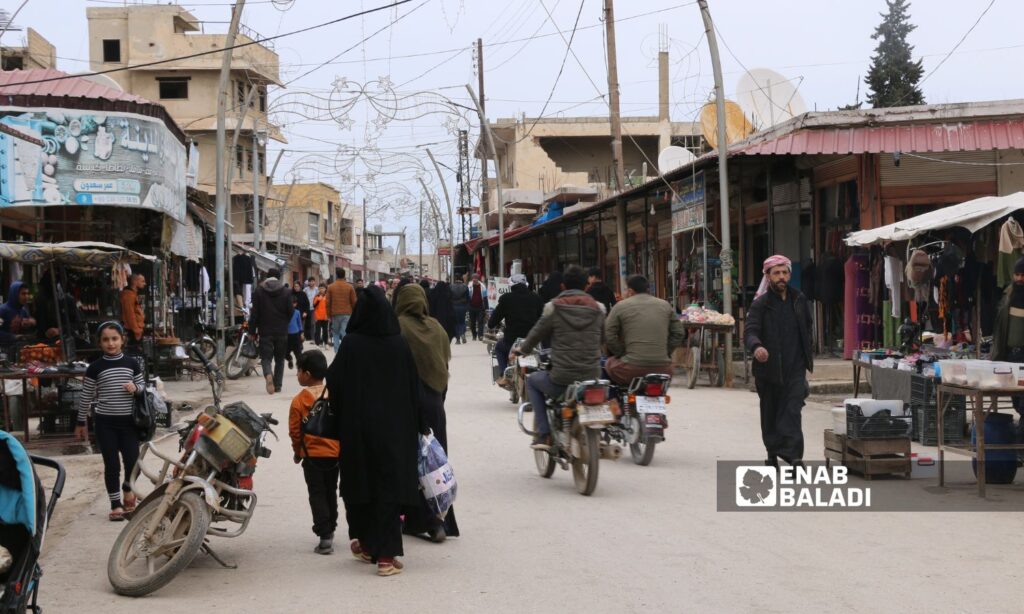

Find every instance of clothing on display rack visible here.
[232,254,255,285]
[905,249,933,304]
[997,218,1024,287]
[883,255,904,319]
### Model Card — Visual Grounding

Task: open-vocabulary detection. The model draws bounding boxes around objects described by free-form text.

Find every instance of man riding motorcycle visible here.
[604,275,685,386]
[514,266,605,449]
[489,273,545,387]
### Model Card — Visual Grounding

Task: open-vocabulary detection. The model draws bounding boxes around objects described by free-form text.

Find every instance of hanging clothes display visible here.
[843,253,873,359]
[884,255,904,319]
[905,249,933,304]
[997,218,1024,287]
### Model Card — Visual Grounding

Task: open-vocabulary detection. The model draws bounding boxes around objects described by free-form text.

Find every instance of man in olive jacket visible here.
[744,255,813,467]
[605,275,685,386]
[516,266,605,447]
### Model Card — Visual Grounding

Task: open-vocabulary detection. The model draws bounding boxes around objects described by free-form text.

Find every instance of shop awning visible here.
[844,192,1024,246]
[0,241,155,268]
[232,242,286,273]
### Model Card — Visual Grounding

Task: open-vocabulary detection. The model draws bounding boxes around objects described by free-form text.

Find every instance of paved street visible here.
[40,341,1023,613]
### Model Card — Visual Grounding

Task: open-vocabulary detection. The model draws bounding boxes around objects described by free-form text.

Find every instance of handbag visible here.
[132,388,158,442]
[300,388,338,446]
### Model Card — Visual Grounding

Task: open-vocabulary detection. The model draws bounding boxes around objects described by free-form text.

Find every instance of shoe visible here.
[123,492,137,514]
[265,374,275,395]
[455,338,461,345]
[765,457,779,468]
[315,534,334,555]
[377,558,404,576]
[350,540,373,564]
[287,359,294,370]
[274,387,282,393]
[530,433,552,451]
[428,527,446,543]
[108,507,126,522]
[495,377,509,387]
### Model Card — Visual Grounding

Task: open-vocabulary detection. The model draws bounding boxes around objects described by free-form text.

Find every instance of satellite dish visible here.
[700,100,754,150]
[736,68,807,130]
[657,146,697,175]
[74,72,124,92]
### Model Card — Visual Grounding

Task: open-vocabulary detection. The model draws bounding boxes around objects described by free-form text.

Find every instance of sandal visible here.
[350,540,373,564]
[109,508,126,522]
[123,492,138,514]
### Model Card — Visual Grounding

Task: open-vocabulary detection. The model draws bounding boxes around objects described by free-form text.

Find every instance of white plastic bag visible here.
[417,431,457,520]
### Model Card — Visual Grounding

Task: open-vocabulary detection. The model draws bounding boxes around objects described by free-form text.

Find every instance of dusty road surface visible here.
[37,341,1024,613]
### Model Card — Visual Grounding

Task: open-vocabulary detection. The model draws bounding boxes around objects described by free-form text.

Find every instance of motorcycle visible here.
[224,318,259,380]
[189,318,217,363]
[603,374,672,466]
[107,342,278,597]
[497,338,540,405]
[516,350,615,496]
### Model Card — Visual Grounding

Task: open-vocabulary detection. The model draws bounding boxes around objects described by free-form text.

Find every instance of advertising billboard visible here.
[0,106,186,221]
[671,171,705,235]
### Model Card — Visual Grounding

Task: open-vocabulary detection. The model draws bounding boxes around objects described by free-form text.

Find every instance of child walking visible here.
[312,284,329,348]
[74,322,146,521]
[288,350,340,554]
[287,296,304,369]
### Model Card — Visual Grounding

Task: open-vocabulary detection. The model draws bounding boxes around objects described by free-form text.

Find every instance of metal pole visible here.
[465,84,504,277]
[699,0,734,387]
[252,131,260,250]
[214,0,245,360]
[276,178,296,253]
[362,198,367,280]
[418,199,423,277]
[603,0,628,295]
[425,148,455,281]
[261,149,284,253]
[476,39,489,227]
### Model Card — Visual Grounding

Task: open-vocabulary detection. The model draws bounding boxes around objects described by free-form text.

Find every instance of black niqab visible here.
[347,285,401,337]
[428,281,457,340]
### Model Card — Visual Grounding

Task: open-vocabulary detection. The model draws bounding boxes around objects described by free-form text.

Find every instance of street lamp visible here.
[253,127,268,251]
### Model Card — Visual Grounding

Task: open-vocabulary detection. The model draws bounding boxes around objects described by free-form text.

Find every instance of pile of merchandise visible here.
[678,304,735,326]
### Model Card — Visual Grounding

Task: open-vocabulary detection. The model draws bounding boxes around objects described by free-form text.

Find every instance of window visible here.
[102,39,121,63]
[308,213,320,242]
[326,202,334,231]
[258,85,267,112]
[246,151,254,174]
[235,146,243,175]
[236,80,246,106]
[157,77,189,100]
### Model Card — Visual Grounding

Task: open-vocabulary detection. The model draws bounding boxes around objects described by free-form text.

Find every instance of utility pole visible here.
[252,130,260,251]
[261,149,284,253]
[476,38,488,233]
[698,0,735,387]
[214,0,245,360]
[425,148,455,281]
[465,84,504,277]
[418,199,423,277]
[603,0,628,294]
[361,198,367,281]
[276,178,296,254]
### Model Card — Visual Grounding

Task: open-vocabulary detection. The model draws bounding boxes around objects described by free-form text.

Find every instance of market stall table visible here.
[935,383,1024,497]
[679,321,732,389]
[0,369,85,447]
[852,358,872,398]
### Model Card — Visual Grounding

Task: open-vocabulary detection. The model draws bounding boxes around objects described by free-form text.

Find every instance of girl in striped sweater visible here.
[74,322,146,521]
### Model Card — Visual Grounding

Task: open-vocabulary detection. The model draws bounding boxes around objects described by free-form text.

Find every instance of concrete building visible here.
[0,28,56,71]
[86,4,283,243]
[265,182,356,284]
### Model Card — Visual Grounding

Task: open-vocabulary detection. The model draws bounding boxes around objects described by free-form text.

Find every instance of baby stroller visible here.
[0,431,65,613]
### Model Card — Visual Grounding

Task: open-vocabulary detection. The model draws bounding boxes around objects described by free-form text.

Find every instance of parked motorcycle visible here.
[107,342,278,597]
[603,374,672,466]
[189,318,217,363]
[516,350,615,496]
[224,318,259,380]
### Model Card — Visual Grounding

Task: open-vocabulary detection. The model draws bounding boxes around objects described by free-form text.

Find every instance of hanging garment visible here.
[997,218,1024,287]
[884,255,904,319]
[232,254,255,285]
[843,253,872,359]
[905,249,933,304]
[868,254,884,307]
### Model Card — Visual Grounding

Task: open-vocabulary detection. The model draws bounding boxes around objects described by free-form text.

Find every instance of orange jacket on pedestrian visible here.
[325,279,357,316]
[288,383,340,458]
[313,295,328,321]
[120,288,144,341]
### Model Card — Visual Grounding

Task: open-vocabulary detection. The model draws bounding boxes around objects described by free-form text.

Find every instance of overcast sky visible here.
[5,0,1021,250]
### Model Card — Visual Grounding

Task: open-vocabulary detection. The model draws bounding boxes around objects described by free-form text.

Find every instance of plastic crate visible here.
[915,404,966,446]
[846,406,913,439]
[38,412,75,434]
[910,373,938,407]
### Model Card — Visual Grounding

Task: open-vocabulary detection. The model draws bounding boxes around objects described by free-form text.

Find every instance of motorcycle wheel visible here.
[509,372,520,404]
[630,439,657,466]
[108,491,211,597]
[534,448,555,478]
[571,424,600,496]
[196,337,217,363]
[687,346,701,389]
[224,347,250,380]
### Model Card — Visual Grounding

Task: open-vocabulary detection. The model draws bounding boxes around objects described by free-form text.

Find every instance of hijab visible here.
[539,271,563,303]
[395,284,451,393]
[391,277,414,307]
[346,285,401,337]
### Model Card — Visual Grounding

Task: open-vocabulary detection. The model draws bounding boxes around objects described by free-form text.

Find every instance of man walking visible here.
[250,268,294,395]
[604,275,684,386]
[303,277,318,339]
[326,267,357,353]
[120,273,147,346]
[744,255,813,467]
[467,274,487,341]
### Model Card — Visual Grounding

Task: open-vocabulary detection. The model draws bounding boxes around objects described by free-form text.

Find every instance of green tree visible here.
[864,0,925,108]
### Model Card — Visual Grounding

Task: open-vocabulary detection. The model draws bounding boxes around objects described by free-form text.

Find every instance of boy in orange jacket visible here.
[288,350,341,554]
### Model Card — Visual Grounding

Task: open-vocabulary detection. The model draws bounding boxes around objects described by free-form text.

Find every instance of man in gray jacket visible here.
[604,275,684,386]
[516,265,605,448]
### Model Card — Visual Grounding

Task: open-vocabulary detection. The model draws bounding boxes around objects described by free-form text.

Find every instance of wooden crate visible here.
[823,429,911,480]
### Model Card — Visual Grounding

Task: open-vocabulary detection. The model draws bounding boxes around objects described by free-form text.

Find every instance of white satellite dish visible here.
[657,146,696,175]
[73,72,124,92]
[736,68,807,131]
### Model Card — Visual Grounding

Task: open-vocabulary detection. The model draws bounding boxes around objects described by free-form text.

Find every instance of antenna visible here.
[699,99,754,149]
[735,68,807,131]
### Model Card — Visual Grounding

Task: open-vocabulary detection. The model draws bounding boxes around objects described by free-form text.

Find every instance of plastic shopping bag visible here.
[417,431,457,520]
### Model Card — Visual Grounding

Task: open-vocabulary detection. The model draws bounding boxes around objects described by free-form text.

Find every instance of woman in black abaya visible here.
[428,280,458,342]
[327,285,423,577]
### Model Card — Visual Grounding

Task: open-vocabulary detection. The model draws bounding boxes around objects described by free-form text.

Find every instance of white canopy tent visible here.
[844,192,1024,246]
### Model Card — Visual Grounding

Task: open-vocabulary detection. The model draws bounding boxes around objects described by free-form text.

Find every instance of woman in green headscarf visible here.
[394,284,459,541]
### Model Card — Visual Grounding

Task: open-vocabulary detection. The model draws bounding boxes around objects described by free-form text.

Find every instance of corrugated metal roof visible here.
[730,118,1024,156]
[0,69,150,104]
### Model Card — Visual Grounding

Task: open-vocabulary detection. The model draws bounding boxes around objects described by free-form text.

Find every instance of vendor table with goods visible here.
[0,368,86,447]
[677,306,735,389]
[935,358,1024,497]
